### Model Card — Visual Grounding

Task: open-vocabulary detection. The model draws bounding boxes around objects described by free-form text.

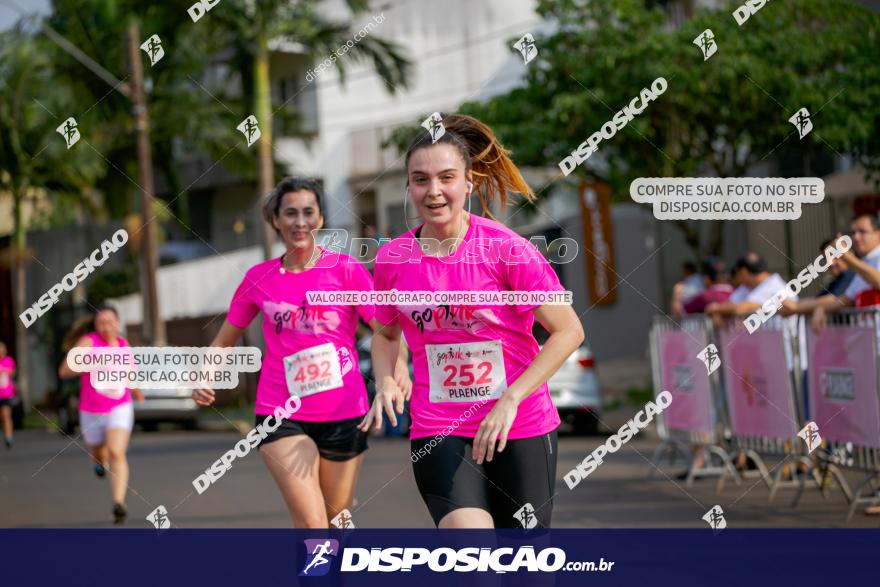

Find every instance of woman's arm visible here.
[359,320,405,431]
[472,304,585,464]
[58,336,93,378]
[192,321,246,407]
[368,318,412,400]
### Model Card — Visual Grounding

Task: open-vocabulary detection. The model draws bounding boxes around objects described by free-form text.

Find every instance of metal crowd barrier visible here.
[648,315,738,487]
[648,307,880,521]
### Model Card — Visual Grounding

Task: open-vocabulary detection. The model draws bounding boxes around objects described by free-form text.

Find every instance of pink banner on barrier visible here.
[657,330,712,433]
[718,329,796,439]
[807,326,880,448]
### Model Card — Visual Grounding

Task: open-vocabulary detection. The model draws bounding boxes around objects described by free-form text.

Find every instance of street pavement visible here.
[1,423,877,529]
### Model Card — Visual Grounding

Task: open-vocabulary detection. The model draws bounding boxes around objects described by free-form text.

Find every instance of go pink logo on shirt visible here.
[405,305,500,334]
[264,300,340,335]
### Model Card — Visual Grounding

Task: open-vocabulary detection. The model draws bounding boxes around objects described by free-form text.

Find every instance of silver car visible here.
[546,345,602,434]
[134,387,200,431]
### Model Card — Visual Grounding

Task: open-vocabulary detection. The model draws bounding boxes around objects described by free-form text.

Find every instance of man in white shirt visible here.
[705,252,797,328]
[789,213,880,332]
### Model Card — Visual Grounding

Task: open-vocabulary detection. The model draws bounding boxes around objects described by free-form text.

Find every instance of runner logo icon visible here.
[301,539,339,576]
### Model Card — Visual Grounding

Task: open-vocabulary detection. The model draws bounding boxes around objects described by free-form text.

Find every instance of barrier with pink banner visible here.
[807,321,880,448]
[718,326,798,440]
[656,329,713,434]
[648,316,735,485]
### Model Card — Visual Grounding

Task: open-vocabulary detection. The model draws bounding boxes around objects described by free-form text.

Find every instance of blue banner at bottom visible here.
[3,529,876,585]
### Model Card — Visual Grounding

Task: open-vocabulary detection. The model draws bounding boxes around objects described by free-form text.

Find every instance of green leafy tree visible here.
[209,0,412,257]
[460,0,880,257]
[0,28,105,409]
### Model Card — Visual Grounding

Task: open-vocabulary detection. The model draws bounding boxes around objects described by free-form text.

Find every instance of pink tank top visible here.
[78,332,132,413]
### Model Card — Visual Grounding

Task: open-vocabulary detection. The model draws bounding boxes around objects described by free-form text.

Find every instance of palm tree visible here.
[0,28,105,410]
[212,0,412,258]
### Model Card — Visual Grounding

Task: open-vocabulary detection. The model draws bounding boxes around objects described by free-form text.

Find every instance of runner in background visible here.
[58,305,144,524]
[193,177,410,528]
[362,114,584,529]
[0,342,16,449]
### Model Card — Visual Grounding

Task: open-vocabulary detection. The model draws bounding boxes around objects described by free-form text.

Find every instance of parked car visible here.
[55,379,199,434]
[546,345,602,435]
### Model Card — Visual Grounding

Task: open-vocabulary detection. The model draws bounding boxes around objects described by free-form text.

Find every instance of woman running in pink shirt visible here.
[58,305,144,524]
[0,342,16,449]
[193,177,410,528]
[361,114,585,529]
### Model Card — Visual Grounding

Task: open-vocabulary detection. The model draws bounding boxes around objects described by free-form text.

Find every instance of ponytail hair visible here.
[61,304,119,352]
[404,113,534,217]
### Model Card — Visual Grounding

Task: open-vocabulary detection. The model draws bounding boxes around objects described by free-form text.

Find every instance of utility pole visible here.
[127,21,165,345]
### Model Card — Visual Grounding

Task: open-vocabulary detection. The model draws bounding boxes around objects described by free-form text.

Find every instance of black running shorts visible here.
[411,430,558,528]
[254,415,368,462]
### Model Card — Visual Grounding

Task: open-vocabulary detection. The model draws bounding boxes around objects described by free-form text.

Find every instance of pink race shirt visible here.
[0,356,15,399]
[374,214,564,440]
[79,332,132,413]
[227,249,374,420]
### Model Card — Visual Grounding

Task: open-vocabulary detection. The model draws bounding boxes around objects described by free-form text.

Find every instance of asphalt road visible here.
[1,426,877,528]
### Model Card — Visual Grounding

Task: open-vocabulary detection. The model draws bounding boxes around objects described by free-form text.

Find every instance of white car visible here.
[546,345,602,435]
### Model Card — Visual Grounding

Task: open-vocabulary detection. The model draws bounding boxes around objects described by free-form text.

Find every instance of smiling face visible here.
[272,189,324,252]
[406,144,472,231]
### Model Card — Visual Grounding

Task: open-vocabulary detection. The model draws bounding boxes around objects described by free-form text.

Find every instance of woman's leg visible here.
[104,428,131,505]
[412,435,495,528]
[438,507,494,528]
[1,405,12,441]
[484,431,557,529]
[260,435,328,528]
[319,454,364,523]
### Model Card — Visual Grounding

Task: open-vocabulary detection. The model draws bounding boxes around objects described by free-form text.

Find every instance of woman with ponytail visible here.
[361,114,584,528]
[58,305,144,524]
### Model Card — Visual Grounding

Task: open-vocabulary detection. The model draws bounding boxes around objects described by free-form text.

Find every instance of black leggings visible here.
[411,431,558,528]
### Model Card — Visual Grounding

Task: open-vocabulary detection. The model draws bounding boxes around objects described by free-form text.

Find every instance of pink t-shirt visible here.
[0,356,15,399]
[374,214,564,440]
[227,249,375,420]
[79,332,132,413]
